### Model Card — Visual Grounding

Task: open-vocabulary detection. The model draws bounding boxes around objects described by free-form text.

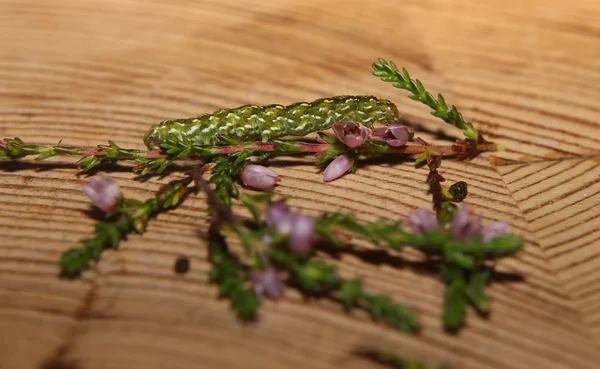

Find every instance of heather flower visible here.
[240,164,279,190]
[451,207,483,240]
[265,201,290,229]
[332,121,370,148]
[323,154,354,182]
[372,124,409,147]
[407,208,440,233]
[252,267,285,300]
[289,214,316,252]
[482,222,511,241]
[82,172,121,213]
[264,202,317,253]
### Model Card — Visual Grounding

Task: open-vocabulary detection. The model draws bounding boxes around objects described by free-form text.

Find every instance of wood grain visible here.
[1,0,599,368]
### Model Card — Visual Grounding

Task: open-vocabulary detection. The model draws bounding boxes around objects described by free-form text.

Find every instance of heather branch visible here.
[372,58,478,141]
[60,176,196,276]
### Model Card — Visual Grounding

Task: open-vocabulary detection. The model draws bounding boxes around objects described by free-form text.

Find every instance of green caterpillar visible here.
[144,95,400,149]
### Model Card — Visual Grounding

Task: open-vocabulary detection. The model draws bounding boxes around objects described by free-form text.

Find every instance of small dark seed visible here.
[174,256,190,274]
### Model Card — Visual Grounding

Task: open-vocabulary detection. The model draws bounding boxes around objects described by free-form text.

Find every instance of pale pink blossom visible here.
[264,202,317,253]
[289,214,316,252]
[252,267,285,300]
[240,164,279,190]
[323,154,354,182]
[451,207,483,240]
[332,121,370,148]
[372,124,409,147]
[82,172,121,213]
[482,222,511,241]
[266,201,290,229]
[407,208,440,233]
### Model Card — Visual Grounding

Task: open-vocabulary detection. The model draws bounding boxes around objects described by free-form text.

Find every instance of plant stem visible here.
[204,141,500,156]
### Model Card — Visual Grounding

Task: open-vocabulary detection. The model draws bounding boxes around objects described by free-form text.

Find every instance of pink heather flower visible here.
[451,207,483,240]
[332,121,370,148]
[82,172,121,213]
[372,124,409,147]
[323,154,354,182]
[266,201,291,229]
[264,202,317,253]
[482,222,511,241]
[240,164,279,190]
[252,267,285,300]
[407,208,440,233]
[289,214,316,252]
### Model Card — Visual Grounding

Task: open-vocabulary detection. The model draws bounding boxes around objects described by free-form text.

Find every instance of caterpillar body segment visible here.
[143,95,400,149]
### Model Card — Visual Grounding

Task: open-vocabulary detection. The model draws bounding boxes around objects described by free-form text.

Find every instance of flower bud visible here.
[252,267,285,300]
[373,124,409,147]
[323,154,354,182]
[82,172,121,213]
[482,222,511,241]
[289,214,316,252]
[451,207,483,240]
[407,208,440,233]
[240,164,279,190]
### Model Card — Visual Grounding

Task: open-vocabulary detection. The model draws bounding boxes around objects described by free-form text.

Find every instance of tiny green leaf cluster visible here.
[354,346,450,369]
[372,58,478,141]
[209,234,261,320]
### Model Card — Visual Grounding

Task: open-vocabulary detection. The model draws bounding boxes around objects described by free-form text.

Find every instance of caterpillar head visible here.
[143,124,162,150]
[381,99,401,124]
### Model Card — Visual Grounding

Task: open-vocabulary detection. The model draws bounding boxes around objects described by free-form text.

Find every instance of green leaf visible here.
[443,278,467,332]
[466,267,493,315]
[34,150,58,161]
[372,58,479,141]
[315,149,345,165]
[340,278,362,308]
[366,140,390,153]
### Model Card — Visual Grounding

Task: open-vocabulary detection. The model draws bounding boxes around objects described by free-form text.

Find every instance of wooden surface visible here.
[1,0,599,368]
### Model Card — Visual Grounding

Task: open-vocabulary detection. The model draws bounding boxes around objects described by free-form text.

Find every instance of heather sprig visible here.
[317,207,522,332]
[0,137,176,174]
[372,58,478,141]
[354,346,451,369]
[60,174,197,277]
[263,247,420,332]
[0,58,525,340]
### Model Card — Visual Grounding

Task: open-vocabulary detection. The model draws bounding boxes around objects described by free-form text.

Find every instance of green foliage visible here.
[209,155,248,205]
[209,235,260,320]
[354,346,451,369]
[372,58,478,141]
[59,177,195,277]
[318,209,523,332]
[262,247,420,332]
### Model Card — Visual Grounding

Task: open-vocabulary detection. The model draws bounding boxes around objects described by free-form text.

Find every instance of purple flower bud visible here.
[372,124,409,147]
[266,201,291,229]
[240,164,279,190]
[482,222,511,241]
[451,207,483,240]
[265,202,317,253]
[407,208,440,233]
[82,172,121,213]
[289,214,316,252]
[252,267,285,300]
[323,154,354,182]
[332,121,370,148]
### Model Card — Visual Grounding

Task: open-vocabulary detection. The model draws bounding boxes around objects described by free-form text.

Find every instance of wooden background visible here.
[1,0,599,368]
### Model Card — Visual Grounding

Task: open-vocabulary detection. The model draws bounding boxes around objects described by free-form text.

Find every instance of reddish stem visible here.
[210,141,500,155]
